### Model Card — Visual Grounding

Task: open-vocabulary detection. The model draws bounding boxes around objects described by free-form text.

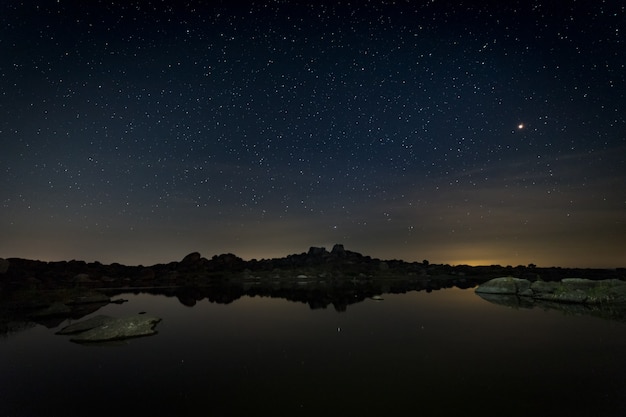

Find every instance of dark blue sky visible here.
[1,0,624,267]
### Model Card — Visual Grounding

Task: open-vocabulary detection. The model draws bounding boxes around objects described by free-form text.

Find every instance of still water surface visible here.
[2,288,626,416]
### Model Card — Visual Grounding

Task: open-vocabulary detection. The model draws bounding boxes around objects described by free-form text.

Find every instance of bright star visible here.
[518,123,525,130]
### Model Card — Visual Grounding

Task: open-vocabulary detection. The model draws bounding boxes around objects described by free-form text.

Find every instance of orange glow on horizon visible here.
[447,259,501,267]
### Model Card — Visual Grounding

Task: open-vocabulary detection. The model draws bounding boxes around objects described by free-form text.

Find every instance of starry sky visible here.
[1,0,624,268]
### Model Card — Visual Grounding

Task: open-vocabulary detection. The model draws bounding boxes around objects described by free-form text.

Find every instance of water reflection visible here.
[4,275,626,342]
[124,277,480,311]
[3,277,477,338]
[112,279,626,324]
[2,288,626,417]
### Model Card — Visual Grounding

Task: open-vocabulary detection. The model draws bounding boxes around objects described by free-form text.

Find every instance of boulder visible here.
[534,289,588,303]
[180,252,201,265]
[478,277,626,305]
[307,246,327,257]
[58,315,162,343]
[586,280,626,304]
[561,278,598,289]
[530,280,559,294]
[531,279,626,304]
[475,277,531,295]
[208,253,244,270]
[73,273,92,283]
[139,268,155,280]
[177,252,204,273]
[331,244,346,257]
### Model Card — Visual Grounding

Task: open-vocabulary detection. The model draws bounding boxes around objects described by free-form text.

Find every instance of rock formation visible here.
[57,314,161,343]
[476,277,626,304]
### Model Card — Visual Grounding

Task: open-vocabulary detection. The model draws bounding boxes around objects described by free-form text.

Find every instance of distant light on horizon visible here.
[447,259,501,267]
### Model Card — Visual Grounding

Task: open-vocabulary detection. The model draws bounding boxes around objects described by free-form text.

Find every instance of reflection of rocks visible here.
[57,315,161,343]
[25,292,112,326]
[29,301,72,318]
[0,290,113,334]
[71,293,111,305]
[98,275,480,314]
[476,291,626,322]
[1,320,36,338]
[176,287,204,307]
[475,292,529,309]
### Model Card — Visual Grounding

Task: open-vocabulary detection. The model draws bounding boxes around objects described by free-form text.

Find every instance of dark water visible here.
[2,288,626,417]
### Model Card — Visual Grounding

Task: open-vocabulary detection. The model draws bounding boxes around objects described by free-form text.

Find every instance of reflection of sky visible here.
[1,2,624,267]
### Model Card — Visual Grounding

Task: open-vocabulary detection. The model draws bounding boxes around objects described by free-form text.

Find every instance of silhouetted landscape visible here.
[3,244,625,288]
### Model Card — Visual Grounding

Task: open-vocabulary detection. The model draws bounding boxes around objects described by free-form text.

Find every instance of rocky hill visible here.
[1,244,624,291]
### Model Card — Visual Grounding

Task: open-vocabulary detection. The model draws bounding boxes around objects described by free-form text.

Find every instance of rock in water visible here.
[59,315,161,343]
[476,277,626,305]
[56,315,114,334]
[475,277,531,295]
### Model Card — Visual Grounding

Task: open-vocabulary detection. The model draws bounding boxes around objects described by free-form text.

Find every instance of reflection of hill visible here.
[104,276,481,313]
[0,319,36,339]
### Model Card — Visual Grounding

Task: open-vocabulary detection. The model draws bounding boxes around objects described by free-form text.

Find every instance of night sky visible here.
[1,1,624,267]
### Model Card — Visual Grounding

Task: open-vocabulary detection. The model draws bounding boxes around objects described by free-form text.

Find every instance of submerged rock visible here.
[57,315,161,343]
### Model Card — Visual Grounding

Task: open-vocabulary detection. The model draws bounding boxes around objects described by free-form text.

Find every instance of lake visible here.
[2,287,626,417]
